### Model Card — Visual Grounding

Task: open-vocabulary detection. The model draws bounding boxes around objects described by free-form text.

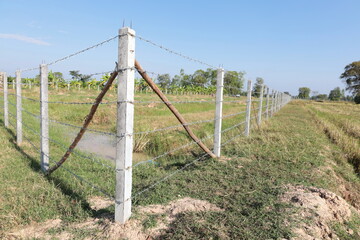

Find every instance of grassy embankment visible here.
[0,89,359,239]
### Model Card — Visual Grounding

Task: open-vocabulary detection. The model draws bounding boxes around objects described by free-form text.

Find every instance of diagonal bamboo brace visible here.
[134,60,216,159]
[46,70,119,175]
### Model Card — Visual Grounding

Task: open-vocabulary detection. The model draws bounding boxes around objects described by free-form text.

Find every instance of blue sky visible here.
[1,0,359,95]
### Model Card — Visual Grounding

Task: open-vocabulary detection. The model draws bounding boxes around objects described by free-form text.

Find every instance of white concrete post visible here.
[245,80,252,137]
[29,81,32,90]
[213,68,224,157]
[16,70,22,144]
[257,84,264,125]
[3,72,8,127]
[265,87,270,120]
[115,27,135,224]
[40,64,49,172]
[67,83,70,90]
[270,90,275,117]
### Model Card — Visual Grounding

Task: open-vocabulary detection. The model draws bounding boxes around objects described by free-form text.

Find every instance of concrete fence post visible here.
[3,72,8,127]
[245,80,252,137]
[265,87,270,120]
[67,83,70,90]
[16,70,22,144]
[270,90,275,117]
[115,27,135,224]
[213,68,224,157]
[40,64,49,172]
[278,93,281,109]
[257,84,264,125]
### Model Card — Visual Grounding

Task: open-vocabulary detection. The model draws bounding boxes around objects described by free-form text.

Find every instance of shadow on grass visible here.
[0,119,113,220]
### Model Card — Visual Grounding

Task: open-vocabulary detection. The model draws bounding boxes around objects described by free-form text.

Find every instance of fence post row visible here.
[0,27,294,226]
[115,27,135,224]
[245,80,252,137]
[3,72,8,127]
[40,64,49,172]
[213,68,224,157]
[257,84,264,125]
[16,70,22,144]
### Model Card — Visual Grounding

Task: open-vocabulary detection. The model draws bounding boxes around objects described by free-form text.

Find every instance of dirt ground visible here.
[5,197,223,240]
[280,185,360,240]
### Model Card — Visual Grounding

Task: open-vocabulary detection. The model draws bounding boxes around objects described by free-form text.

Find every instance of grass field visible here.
[0,89,359,239]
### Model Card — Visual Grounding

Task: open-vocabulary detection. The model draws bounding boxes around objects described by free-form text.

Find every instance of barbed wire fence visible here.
[0,27,291,224]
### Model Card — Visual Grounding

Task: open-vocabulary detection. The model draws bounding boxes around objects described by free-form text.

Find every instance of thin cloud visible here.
[58,30,68,34]
[27,21,42,29]
[0,34,50,46]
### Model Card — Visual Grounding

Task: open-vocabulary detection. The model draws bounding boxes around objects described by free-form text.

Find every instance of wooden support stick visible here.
[135,60,216,159]
[46,70,119,175]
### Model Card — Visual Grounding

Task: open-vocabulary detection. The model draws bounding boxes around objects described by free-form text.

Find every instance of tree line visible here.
[297,86,354,101]
[4,68,269,96]
[297,61,360,103]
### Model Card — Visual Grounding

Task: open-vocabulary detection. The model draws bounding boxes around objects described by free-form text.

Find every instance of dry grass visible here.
[306,102,360,172]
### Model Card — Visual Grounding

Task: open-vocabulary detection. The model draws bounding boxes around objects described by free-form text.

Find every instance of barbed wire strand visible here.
[133,152,209,200]
[133,118,246,168]
[6,112,115,200]
[135,35,217,69]
[47,35,119,66]
[8,93,39,102]
[8,110,116,170]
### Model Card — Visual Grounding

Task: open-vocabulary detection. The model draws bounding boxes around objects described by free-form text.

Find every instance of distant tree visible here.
[253,77,264,97]
[317,94,328,100]
[176,69,192,87]
[340,61,360,97]
[344,95,354,102]
[329,87,342,101]
[53,72,64,82]
[284,91,291,96]
[69,70,91,85]
[354,94,360,104]
[311,91,319,100]
[191,70,208,87]
[7,76,15,83]
[298,87,311,99]
[224,71,245,95]
[171,73,181,87]
[205,68,217,86]
[157,74,171,88]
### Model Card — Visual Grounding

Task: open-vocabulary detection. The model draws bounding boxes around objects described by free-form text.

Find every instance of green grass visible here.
[0,91,360,239]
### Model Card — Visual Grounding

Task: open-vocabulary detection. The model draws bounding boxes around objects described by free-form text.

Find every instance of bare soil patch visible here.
[281,185,360,240]
[5,197,222,240]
